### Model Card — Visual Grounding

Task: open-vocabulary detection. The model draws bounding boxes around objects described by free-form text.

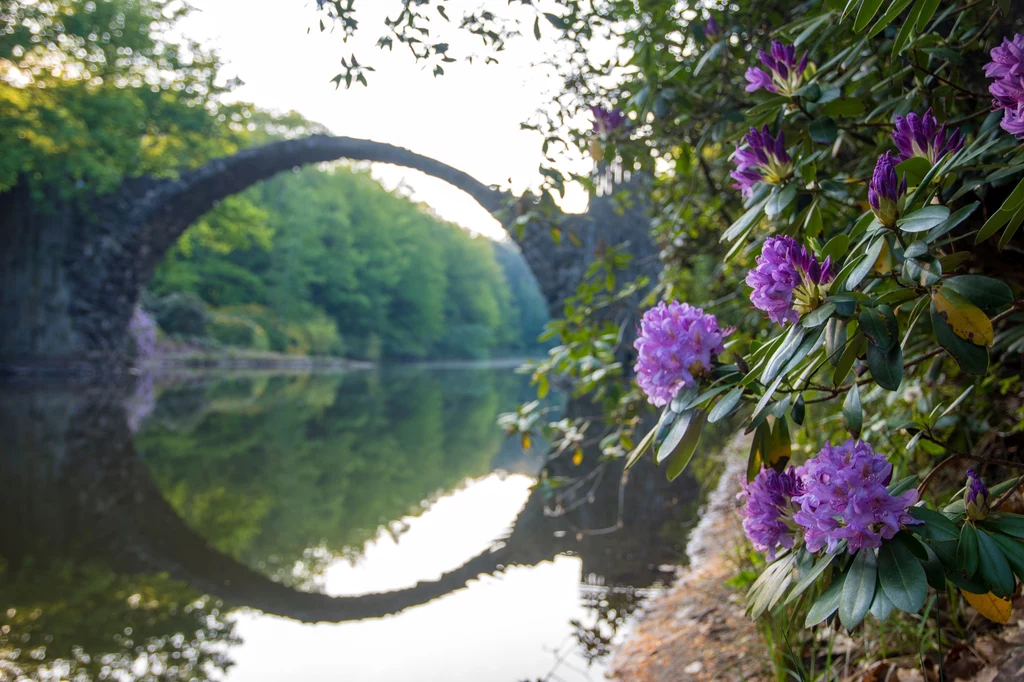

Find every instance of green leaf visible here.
[895,156,932,186]
[915,0,941,31]
[854,0,885,32]
[709,387,743,424]
[826,318,848,365]
[879,541,928,614]
[977,528,1016,597]
[867,0,914,37]
[958,523,980,577]
[903,257,942,287]
[810,117,839,144]
[786,552,838,605]
[748,375,785,433]
[834,332,864,385]
[822,234,852,264]
[656,409,693,465]
[792,395,806,425]
[665,410,706,481]
[977,176,1024,243]
[747,421,771,481]
[806,570,846,627]
[762,325,806,384]
[931,304,990,375]
[898,205,951,233]
[903,240,929,259]
[909,506,960,542]
[925,201,978,243]
[624,423,657,469]
[765,185,797,219]
[840,548,877,629]
[843,383,862,436]
[943,276,1014,313]
[802,303,836,328]
[845,237,885,291]
[765,416,792,471]
[859,305,899,351]
[866,340,903,391]
[920,544,947,590]
[869,582,895,621]
[998,202,1024,251]
[988,513,1024,540]
[988,531,1024,582]
[821,98,867,118]
[723,197,769,242]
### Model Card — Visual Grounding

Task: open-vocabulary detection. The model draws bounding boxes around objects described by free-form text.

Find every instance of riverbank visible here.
[144,349,375,373]
[609,433,772,681]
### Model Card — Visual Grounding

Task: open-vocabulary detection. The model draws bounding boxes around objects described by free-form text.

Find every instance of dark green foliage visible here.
[150,292,209,338]
[150,166,549,359]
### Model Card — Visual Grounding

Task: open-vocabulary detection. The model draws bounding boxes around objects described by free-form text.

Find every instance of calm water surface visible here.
[0,366,709,681]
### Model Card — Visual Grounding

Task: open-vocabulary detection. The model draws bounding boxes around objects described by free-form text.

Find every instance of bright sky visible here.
[181,0,592,240]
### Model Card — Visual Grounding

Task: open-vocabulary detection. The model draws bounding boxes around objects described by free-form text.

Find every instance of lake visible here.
[0,365,714,681]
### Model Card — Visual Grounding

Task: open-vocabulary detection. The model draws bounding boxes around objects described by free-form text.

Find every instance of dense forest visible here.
[147,165,549,360]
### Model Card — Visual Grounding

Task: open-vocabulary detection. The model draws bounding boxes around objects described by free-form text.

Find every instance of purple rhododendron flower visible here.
[741,467,803,560]
[746,236,833,326]
[985,34,1024,138]
[965,468,991,521]
[633,301,727,407]
[703,16,721,40]
[730,126,793,196]
[745,41,808,96]
[792,439,920,554]
[591,105,626,135]
[892,109,964,164]
[868,152,907,228]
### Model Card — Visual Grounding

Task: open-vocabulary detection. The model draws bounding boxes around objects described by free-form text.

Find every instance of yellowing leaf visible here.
[873,240,895,274]
[521,434,532,450]
[961,590,1013,624]
[589,139,603,161]
[932,287,994,347]
[572,448,583,466]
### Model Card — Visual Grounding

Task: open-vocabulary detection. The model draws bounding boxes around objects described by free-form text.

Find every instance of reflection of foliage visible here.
[0,557,237,681]
[572,586,643,665]
[134,368,533,584]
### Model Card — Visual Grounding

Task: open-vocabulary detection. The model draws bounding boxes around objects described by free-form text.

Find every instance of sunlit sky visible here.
[181,0,593,240]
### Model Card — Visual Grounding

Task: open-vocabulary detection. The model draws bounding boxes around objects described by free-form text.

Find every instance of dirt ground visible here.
[608,435,1024,682]
[609,434,773,682]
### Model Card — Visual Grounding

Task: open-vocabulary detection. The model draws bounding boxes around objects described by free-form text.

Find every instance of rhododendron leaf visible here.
[932,287,993,346]
[709,386,743,424]
[903,240,929,259]
[801,302,836,328]
[833,332,864,385]
[746,421,771,482]
[665,410,706,482]
[840,548,877,629]
[809,117,838,144]
[866,339,903,391]
[786,551,838,605]
[887,475,918,496]
[879,541,927,614]
[942,276,1013,314]
[889,0,923,55]
[805,571,845,627]
[869,582,895,621]
[898,205,950,233]
[895,157,932,186]
[998,203,1024,251]
[748,552,797,618]
[958,523,979,577]
[723,197,769,242]
[748,375,785,433]
[859,305,898,351]
[988,532,1024,583]
[908,507,960,542]
[854,0,884,32]
[843,383,862,436]
[765,417,791,471]
[925,201,978,243]
[762,325,806,384]
[915,0,941,31]
[791,395,806,425]
[930,303,989,375]
[867,0,915,37]
[656,409,693,465]
[976,529,1015,597]
[624,423,657,470]
[765,184,797,218]
[825,319,848,366]
[987,513,1024,540]
[845,237,884,291]
[920,544,947,590]
[903,256,942,287]
[960,590,1012,624]
[976,176,1024,244]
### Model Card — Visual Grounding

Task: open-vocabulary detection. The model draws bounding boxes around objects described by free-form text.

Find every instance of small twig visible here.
[909,62,981,98]
[918,453,962,495]
[992,475,1024,510]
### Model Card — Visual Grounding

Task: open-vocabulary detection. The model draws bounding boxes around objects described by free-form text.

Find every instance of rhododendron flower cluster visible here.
[746,236,833,326]
[892,109,964,164]
[792,439,920,553]
[745,41,808,96]
[730,126,792,196]
[740,467,802,560]
[703,16,721,40]
[868,152,906,228]
[633,302,726,407]
[740,440,920,557]
[985,34,1024,138]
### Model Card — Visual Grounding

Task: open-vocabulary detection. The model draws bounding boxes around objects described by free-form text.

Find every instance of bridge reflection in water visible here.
[0,367,713,682]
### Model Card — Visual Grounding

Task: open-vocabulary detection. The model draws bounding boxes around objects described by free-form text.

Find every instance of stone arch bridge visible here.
[0,136,657,376]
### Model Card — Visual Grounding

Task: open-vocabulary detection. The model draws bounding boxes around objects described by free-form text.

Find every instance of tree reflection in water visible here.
[0,368,719,681]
